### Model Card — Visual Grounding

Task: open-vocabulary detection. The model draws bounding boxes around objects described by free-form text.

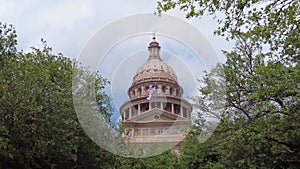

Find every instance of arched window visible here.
[150,129,156,135]
[140,103,149,112]
[162,85,166,93]
[163,103,172,112]
[174,104,180,115]
[153,65,157,71]
[143,129,148,135]
[131,105,138,117]
[137,88,141,97]
[176,89,180,96]
[183,107,187,118]
[125,109,129,120]
[145,86,149,94]
[135,129,141,136]
[170,87,173,95]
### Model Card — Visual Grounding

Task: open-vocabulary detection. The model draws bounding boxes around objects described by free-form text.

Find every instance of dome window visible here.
[170,87,173,95]
[137,88,141,97]
[162,85,166,93]
[161,65,164,72]
[145,86,149,95]
[176,89,180,96]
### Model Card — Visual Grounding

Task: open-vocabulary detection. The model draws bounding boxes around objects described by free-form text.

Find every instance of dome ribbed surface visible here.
[132,58,178,85]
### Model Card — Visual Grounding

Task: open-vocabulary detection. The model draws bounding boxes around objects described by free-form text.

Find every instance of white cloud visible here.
[37,0,93,29]
[0,0,230,61]
[0,0,232,128]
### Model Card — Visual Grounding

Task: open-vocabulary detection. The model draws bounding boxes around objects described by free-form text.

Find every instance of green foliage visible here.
[156,0,300,168]
[117,150,178,169]
[186,34,300,168]
[157,0,300,63]
[0,22,117,169]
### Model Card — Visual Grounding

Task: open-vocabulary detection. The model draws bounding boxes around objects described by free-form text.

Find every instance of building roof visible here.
[132,37,178,85]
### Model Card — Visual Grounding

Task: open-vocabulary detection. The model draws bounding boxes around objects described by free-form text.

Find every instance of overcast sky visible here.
[0,0,232,124]
[0,0,230,59]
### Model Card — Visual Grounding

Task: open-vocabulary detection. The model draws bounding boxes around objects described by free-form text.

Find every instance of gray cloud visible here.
[0,0,230,59]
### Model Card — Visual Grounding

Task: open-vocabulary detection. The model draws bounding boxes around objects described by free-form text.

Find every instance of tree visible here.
[0,22,117,169]
[157,0,299,63]
[116,150,178,169]
[156,0,300,168]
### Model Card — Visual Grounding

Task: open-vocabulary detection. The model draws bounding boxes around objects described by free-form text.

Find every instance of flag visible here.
[147,84,157,101]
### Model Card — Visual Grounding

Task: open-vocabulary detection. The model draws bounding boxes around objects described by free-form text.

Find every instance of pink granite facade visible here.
[119,36,192,147]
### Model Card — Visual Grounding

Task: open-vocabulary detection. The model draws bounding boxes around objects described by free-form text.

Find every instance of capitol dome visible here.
[132,37,178,85]
[119,36,192,151]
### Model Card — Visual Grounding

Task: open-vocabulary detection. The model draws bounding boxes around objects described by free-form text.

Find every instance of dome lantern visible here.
[148,35,161,61]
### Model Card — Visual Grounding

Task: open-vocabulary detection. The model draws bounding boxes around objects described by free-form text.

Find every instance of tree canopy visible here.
[0,22,117,169]
[156,0,300,168]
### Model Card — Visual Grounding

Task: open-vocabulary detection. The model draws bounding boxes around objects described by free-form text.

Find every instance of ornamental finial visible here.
[152,29,157,40]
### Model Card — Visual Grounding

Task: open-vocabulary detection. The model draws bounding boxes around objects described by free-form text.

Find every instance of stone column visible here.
[180,105,183,117]
[134,88,138,98]
[157,84,162,96]
[132,128,134,137]
[129,106,132,119]
[141,86,145,96]
[138,88,141,98]
[171,103,174,114]
[138,104,140,114]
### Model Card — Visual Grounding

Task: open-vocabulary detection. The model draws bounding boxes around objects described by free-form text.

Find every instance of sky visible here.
[0,0,232,124]
[0,0,230,59]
